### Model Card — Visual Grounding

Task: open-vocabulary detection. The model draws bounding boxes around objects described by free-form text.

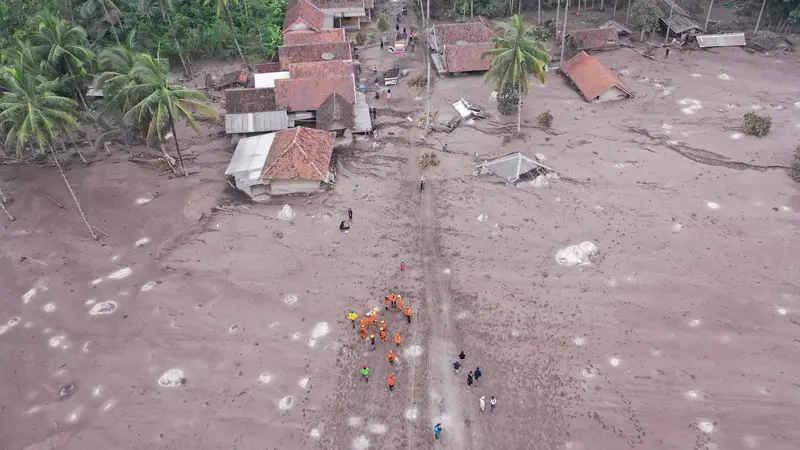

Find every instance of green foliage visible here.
[743,112,772,137]
[31,11,97,98]
[0,63,79,156]
[354,31,367,45]
[482,15,550,96]
[497,88,519,115]
[408,72,427,88]
[632,0,662,32]
[376,12,389,32]
[368,32,377,40]
[526,26,552,43]
[537,110,553,128]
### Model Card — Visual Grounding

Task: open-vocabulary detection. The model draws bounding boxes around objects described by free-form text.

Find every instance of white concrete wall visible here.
[596,86,629,103]
[269,179,323,195]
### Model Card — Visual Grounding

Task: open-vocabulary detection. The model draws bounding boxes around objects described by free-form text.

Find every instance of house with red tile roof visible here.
[275,74,356,112]
[225,127,336,197]
[429,19,498,75]
[284,0,326,32]
[287,60,355,78]
[278,41,352,70]
[560,51,631,102]
[283,28,346,46]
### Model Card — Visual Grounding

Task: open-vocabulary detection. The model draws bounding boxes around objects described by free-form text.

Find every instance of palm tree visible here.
[80,0,125,45]
[95,32,139,153]
[119,52,217,175]
[30,11,96,102]
[138,0,191,75]
[0,63,97,238]
[481,15,550,134]
[206,0,252,70]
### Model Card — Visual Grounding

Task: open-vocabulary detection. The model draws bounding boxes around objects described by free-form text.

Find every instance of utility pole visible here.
[704,0,713,30]
[754,0,766,32]
[665,0,674,43]
[424,0,431,140]
[559,0,569,65]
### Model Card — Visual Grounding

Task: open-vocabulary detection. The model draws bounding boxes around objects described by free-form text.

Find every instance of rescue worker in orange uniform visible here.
[367,313,375,327]
[395,333,402,346]
[388,350,396,364]
[384,296,390,311]
[380,329,387,343]
[397,296,403,312]
[360,316,367,329]
[361,327,367,340]
[379,320,387,332]
[388,375,395,391]
[405,306,412,323]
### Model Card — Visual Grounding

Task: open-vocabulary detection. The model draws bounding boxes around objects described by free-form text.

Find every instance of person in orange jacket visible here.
[380,329,387,343]
[367,313,375,327]
[379,320,387,332]
[388,350,396,364]
[394,333,402,346]
[388,375,395,391]
[360,316,367,329]
[360,327,367,340]
[405,306,412,323]
[384,296,390,311]
[397,296,403,312]
[390,293,397,308]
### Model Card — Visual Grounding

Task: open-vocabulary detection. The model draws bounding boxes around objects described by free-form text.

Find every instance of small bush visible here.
[791,145,800,183]
[497,88,519,115]
[408,72,427,89]
[376,13,389,32]
[743,112,772,137]
[354,31,367,45]
[537,110,553,128]
[368,32,377,40]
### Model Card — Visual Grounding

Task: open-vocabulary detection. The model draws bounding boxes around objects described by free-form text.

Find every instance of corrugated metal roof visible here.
[254,72,292,88]
[353,91,372,133]
[476,152,552,182]
[696,33,746,48]
[660,13,703,34]
[225,133,276,184]
[225,111,289,134]
[599,20,633,36]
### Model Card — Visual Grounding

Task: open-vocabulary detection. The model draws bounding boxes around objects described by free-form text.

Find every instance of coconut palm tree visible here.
[30,11,96,102]
[138,0,191,75]
[118,52,217,175]
[0,63,97,238]
[206,0,252,70]
[481,14,550,134]
[80,0,125,45]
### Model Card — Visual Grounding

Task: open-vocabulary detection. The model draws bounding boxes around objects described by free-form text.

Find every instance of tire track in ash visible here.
[417,180,466,449]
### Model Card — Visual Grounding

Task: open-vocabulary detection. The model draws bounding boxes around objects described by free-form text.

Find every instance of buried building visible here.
[225,127,336,198]
[560,51,632,102]
[474,152,554,183]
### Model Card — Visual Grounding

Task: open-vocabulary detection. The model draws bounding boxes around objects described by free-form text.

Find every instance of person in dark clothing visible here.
[348,208,353,220]
[459,350,466,360]
[340,221,350,231]
[380,39,384,49]
[396,24,399,31]
[665,48,670,58]
[375,91,380,100]
[474,367,482,384]
[467,371,474,387]
[403,27,406,34]
[453,360,461,375]
[420,175,425,191]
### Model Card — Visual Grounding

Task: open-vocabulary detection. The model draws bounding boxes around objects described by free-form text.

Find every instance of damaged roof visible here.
[444,42,495,73]
[283,29,346,46]
[560,51,631,102]
[275,74,355,111]
[288,60,355,78]
[278,42,352,69]
[431,22,496,51]
[261,127,336,182]
[284,0,324,32]
[225,88,279,114]
[599,20,633,36]
[476,152,552,182]
[218,70,248,87]
[255,62,282,73]
[568,28,619,51]
[316,92,355,131]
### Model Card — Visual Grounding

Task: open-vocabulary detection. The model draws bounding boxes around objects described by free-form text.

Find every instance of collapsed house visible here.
[474,152,553,183]
[567,28,620,52]
[560,51,632,103]
[225,127,336,198]
[599,20,633,37]
[658,0,704,39]
[746,30,795,52]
